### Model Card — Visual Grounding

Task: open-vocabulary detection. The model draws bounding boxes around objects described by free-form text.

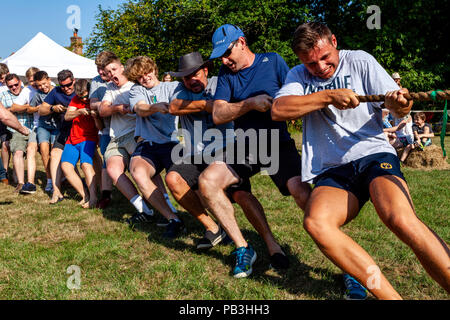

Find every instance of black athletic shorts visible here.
[221,138,302,196]
[313,152,406,210]
[131,141,178,176]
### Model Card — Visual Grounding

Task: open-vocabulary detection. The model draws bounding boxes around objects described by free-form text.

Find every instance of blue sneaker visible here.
[19,182,37,194]
[343,274,368,300]
[231,244,257,278]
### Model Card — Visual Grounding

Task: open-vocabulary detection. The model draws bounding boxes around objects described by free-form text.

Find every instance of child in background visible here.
[61,79,103,208]
[412,112,434,149]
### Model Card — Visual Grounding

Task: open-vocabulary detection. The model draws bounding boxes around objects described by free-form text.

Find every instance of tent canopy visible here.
[1,32,97,79]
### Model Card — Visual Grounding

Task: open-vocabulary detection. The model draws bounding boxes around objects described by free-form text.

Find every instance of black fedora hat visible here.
[169,52,212,78]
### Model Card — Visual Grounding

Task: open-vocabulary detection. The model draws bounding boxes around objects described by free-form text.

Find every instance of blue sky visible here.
[0,0,127,59]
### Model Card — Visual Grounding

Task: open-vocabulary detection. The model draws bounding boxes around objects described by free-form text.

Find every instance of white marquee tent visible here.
[1,32,97,79]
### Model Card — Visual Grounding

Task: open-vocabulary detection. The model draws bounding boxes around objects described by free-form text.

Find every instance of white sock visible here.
[130,195,154,216]
[142,200,154,216]
[164,193,177,213]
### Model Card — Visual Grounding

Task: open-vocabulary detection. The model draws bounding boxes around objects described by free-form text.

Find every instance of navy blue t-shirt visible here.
[44,87,76,133]
[214,52,291,141]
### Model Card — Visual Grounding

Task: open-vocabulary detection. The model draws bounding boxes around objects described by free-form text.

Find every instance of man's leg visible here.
[39,142,51,180]
[1,141,10,173]
[81,162,98,208]
[286,176,311,211]
[303,186,402,299]
[166,170,219,233]
[106,155,140,201]
[370,175,450,293]
[12,150,25,188]
[26,142,37,184]
[199,162,247,249]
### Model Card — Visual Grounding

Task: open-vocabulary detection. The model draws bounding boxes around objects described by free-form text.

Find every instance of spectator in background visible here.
[32,71,57,193]
[412,112,434,148]
[61,79,103,208]
[389,113,415,163]
[10,67,40,194]
[39,69,76,204]
[0,63,9,94]
[162,72,172,82]
[391,72,402,88]
[0,63,11,182]
[89,51,116,209]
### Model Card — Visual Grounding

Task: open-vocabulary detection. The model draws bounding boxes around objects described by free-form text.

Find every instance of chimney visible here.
[70,29,83,55]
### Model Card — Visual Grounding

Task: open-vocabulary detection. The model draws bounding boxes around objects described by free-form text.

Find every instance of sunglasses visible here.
[60,80,74,88]
[79,94,89,99]
[221,41,237,58]
[7,82,20,89]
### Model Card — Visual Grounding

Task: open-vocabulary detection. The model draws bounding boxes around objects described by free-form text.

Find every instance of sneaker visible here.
[269,252,289,270]
[162,219,186,239]
[343,274,368,300]
[45,181,53,193]
[1,178,8,185]
[415,141,424,151]
[156,215,170,227]
[232,244,257,278]
[20,182,37,194]
[126,211,154,228]
[196,226,227,250]
[97,196,112,209]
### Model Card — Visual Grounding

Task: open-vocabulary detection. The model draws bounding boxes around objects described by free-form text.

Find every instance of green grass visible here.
[0,134,448,300]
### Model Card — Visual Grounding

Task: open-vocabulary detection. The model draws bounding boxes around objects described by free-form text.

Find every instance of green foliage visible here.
[86,0,449,109]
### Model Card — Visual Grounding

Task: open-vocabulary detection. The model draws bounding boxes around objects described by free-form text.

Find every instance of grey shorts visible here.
[104,131,137,165]
[10,129,37,154]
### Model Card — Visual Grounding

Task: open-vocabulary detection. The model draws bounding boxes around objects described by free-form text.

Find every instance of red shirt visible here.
[66,96,99,145]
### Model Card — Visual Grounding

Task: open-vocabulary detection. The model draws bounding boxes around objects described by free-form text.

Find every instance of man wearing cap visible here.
[198,24,311,278]
[392,73,402,88]
[165,52,289,260]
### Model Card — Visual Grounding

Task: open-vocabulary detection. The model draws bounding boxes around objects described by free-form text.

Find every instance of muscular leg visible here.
[129,156,178,220]
[199,162,247,248]
[232,190,282,255]
[2,141,10,172]
[370,175,450,293]
[166,171,219,232]
[303,186,401,300]
[286,176,311,211]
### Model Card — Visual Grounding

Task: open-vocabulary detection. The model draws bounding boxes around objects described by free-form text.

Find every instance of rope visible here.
[357,90,450,102]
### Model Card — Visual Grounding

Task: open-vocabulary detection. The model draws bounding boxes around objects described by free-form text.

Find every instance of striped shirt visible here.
[0,90,34,132]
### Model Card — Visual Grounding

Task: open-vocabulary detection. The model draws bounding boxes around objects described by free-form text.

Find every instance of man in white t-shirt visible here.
[98,56,154,218]
[272,22,449,299]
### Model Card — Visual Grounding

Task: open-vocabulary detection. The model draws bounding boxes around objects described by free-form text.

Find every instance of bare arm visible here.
[89,97,101,111]
[134,101,169,117]
[212,94,273,125]
[169,99,213,115]
[98,100,129,117]
[39,102,66,116]
[91,110,104,131]
[272,89,362,121]
[64,106,90,121]
[10,103,29,113]
[384,88,413,118]
[0,102,29,135]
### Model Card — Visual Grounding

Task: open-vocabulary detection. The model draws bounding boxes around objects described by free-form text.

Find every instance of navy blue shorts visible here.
[131,141,178,175]
[313,152,406,210]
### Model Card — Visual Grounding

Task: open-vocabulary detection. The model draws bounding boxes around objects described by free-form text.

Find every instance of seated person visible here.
[61,79,103,208]
[382,108,396,145]
[412,112,434,149]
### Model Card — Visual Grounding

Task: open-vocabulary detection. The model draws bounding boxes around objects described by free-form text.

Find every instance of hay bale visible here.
[398,144,450,169]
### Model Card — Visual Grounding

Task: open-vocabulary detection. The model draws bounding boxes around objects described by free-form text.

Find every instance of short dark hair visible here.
[0,63,9,76]
[57,69,74,84]
[74,79,90,97]
[292,22,333,54]
[5,73,20,83]
[34,71,49,82]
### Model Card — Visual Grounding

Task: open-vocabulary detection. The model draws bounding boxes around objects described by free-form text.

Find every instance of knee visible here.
[303,214,332,244]
[198,170,218,196]
[165,171,183,192]
[61,162,72,175]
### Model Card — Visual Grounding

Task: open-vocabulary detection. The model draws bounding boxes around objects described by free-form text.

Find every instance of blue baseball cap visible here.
[209,24,245,60]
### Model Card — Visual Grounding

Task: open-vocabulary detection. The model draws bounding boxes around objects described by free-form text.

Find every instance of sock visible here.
[47,178,52,184]
[164,193,177,213]
[130,195,145,214]
[142,200,154,216]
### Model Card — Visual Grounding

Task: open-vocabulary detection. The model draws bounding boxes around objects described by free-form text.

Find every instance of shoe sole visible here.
[196,230,227,250]
[20,190,36,194]
[233,251,257,278]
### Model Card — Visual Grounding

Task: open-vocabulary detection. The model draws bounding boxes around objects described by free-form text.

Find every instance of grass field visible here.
[0,134,448,300]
